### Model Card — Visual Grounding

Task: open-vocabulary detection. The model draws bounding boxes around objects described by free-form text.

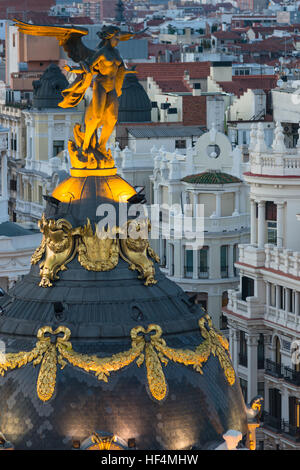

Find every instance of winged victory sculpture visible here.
[14,20,142,170]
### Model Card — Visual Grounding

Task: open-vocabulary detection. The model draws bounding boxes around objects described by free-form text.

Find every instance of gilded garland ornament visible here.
[0,315,235,403]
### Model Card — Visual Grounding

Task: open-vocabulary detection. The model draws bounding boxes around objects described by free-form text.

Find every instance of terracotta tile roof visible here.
[155,78,192,93]
[134,62,211,81]
[147,19,166,27]
[217,75,277,97]
[212,31,242,40]
[239,37,295,53]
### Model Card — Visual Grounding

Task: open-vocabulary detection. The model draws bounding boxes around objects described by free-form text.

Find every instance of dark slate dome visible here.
[32,63,69,109]
[0,175,248,450]
[118,73,152,123]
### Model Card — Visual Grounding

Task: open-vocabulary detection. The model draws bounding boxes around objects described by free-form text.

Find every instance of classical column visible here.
[216,192,222,217]
[285,288,290,315]
[234,189,240,214]
[276,285,281,312]
[7,127,11,159]
[246,333,258,403]
[250,199,257,245]
[276,202,285,248]
[257,201,265,248]
[228,245,234,278]
[295,291,300,316]
[229,328,234,358]
[281,387,289,423]
[232,328,239,373]
[180,244,185,278]
[165,240,170,270]
[192,191,198,218]
[16,125,21,160]
[1,151,8,201]
[266,282,271,312]
[209,241,220,279]
[48,115,54,159]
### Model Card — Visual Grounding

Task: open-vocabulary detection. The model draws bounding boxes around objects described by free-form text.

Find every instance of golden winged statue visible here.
[14,19,142,169]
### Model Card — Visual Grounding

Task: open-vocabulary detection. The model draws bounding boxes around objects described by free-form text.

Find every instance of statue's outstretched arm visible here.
[13,19,95,64]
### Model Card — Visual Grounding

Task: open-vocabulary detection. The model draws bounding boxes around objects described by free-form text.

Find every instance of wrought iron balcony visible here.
[282,421,300,442]
[262,412,300,441]
[265,359,283,378]
[282,366,300,386]
[262,411,282,433]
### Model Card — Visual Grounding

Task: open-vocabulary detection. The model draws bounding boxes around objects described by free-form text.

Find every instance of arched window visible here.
[275,336,281,365]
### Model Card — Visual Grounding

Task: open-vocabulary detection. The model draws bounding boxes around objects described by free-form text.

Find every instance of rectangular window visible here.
[175,139,186,149]
[53,140,64,157]
[9,179,17,191]
[185,249,193,278]
[258,381,265,398]
[241,276,254,301]
[269,388,282,420]
[270,284,276,307]
[265,201,277,221]
[198,246,209,278]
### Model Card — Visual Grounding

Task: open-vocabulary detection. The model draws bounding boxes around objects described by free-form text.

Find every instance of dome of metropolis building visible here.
[0,170,248,450]
[118,72,152,123]
[32,64,69,109]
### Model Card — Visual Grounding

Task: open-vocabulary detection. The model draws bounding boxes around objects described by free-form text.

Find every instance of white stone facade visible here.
[148,127,251,329]
[223,122,300,450]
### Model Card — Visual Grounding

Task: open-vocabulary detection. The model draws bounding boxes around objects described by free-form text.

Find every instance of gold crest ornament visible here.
[0,315,235,403]
[90,433,117,450]
[31,214,78,287]
[77,218,119,271]
[119,219,160,286]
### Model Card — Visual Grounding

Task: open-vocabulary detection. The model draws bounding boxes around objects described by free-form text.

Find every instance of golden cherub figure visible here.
[14,20,141,169]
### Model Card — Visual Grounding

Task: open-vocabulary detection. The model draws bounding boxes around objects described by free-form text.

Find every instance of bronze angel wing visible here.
[13,19,95,64]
